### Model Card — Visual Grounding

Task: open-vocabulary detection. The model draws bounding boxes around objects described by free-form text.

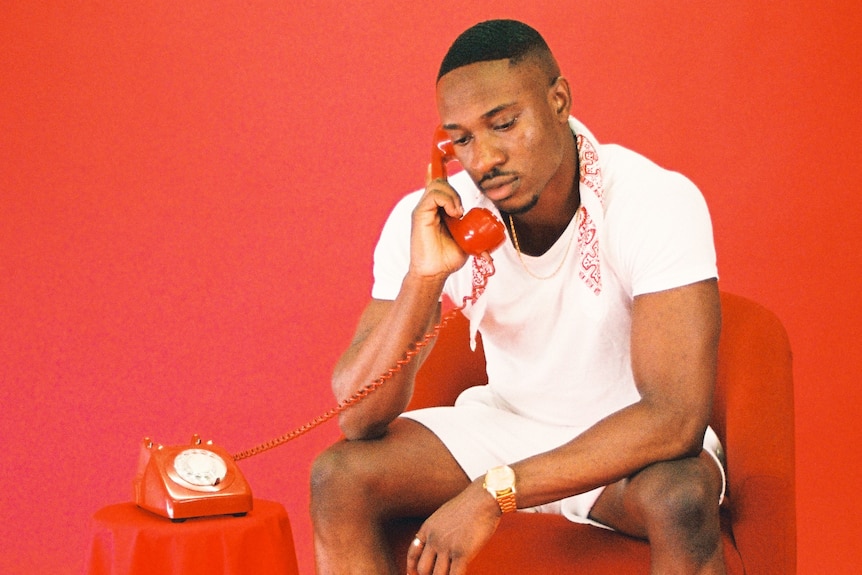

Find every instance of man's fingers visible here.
[416,543,437,575]
[406,534,424,574]
[449,557,469,575]
[431,552,451,575]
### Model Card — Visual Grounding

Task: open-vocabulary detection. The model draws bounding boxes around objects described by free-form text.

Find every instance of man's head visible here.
[435,20,574,217]
[437,19,559,84]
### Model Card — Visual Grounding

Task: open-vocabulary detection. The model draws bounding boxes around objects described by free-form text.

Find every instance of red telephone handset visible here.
[431,126,505,256]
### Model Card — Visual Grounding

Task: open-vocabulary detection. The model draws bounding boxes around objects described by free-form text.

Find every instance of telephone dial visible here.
[133,128,505,521]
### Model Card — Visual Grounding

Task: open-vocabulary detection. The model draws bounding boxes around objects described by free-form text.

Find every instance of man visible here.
[311,19,726,575]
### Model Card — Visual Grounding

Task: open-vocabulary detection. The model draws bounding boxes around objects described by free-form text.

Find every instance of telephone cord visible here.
[232,256,495,461]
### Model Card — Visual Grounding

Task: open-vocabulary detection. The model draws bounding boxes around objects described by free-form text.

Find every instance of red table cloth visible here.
[84,499,299,575]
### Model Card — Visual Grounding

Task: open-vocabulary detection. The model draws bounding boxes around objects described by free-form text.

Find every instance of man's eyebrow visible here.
[442,102,517,131]
[481,102,516,120]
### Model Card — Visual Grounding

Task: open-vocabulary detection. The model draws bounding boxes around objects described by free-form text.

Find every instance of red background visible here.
[2,1,860,573]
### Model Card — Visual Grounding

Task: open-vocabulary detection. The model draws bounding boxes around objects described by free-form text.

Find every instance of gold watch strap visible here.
[494,488,517,513]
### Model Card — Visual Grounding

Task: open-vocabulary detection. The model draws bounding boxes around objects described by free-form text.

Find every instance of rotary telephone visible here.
[134,435,253,522]
[133,127,506,521]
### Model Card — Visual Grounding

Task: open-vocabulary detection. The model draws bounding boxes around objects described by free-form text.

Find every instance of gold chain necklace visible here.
[508,209,580,280]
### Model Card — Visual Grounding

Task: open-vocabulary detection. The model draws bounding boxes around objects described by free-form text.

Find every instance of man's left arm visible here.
[628,278,722,456]
[407,279,721,574]
[512,278,722,505]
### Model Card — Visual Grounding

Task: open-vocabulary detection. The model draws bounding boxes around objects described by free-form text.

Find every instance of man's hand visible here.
[406,481,502,575]
[408,168,470,279]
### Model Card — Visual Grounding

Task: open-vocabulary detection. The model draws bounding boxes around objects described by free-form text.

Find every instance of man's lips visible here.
[480,176,518,201]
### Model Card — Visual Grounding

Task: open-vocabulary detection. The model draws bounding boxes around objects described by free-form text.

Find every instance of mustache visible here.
[477,168,515,189]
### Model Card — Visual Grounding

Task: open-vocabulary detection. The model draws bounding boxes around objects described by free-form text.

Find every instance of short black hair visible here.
[437,19,558,82]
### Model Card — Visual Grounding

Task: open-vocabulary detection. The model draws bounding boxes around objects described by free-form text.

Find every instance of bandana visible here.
[575,130,606,295]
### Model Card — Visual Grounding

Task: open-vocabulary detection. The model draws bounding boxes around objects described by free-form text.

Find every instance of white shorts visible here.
[402,400,727,530]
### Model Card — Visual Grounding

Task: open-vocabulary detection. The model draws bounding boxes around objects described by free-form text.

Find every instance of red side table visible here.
[83,499,299,575]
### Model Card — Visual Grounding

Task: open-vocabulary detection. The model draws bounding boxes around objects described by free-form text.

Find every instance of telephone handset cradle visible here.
[132,128,504,521]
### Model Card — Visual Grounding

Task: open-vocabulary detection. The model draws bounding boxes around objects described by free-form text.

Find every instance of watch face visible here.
[173,448,228,487]
[486,465,516,491]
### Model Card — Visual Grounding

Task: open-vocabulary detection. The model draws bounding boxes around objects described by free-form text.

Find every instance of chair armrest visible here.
[730,475,796,575]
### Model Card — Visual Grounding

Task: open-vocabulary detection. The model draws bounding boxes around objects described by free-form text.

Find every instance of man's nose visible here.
[469,136,505,175]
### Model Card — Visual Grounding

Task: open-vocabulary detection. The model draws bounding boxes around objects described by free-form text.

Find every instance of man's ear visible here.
[549,76,572,121]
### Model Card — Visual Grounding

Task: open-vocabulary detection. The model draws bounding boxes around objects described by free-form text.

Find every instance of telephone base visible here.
[133,435,253,521]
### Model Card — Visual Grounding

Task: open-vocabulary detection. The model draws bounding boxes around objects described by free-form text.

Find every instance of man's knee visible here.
[310,441,385,521]
[634,458,721,542]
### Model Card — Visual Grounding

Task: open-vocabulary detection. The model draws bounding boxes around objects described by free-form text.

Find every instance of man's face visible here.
[436,58,570,215]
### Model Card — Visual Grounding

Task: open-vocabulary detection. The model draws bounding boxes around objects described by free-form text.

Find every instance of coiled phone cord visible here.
[232,256,495,461]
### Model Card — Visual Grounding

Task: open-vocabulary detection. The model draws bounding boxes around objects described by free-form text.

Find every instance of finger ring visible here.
[412,536,424,547]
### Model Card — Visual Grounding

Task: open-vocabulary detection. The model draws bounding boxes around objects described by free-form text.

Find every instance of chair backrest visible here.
[407,309,486,411]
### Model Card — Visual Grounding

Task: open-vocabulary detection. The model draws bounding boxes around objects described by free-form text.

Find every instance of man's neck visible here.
[506,131,580,256]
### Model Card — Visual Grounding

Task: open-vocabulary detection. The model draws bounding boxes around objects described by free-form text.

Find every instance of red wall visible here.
[2,2,860,573]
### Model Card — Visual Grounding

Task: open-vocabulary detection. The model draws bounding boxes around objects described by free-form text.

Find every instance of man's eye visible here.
[494,117,518,131]
[453,135,472,146]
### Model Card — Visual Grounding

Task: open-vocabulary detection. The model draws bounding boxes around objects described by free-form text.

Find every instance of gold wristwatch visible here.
[483,465,517,513]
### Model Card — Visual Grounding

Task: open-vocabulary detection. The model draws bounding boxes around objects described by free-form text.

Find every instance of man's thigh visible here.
[316,417,471,519]
[587,450,724,539]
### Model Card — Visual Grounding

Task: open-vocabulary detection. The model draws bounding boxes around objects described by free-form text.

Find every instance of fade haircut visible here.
[437,19,559,83]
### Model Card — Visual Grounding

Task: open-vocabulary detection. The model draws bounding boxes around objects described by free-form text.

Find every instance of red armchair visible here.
[387,292,795,574]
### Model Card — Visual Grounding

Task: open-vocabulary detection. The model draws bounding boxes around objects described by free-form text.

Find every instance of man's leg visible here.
[310,417,470,575]
[588,451,726,575]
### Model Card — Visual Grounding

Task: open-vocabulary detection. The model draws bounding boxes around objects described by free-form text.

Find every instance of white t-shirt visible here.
[371,118,717,432]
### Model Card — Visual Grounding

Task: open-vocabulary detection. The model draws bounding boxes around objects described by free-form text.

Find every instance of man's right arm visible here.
[332,176,470,440]
[332,285,442,440]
